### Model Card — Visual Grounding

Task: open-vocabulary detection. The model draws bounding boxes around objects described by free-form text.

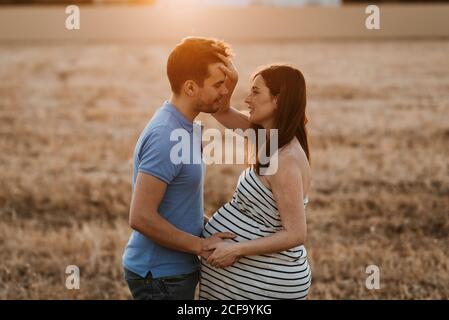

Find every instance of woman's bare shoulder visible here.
[271,139,312,191]
[278,138,308,165]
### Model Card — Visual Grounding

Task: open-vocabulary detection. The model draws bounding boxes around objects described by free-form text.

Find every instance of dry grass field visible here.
[0,39,448,299]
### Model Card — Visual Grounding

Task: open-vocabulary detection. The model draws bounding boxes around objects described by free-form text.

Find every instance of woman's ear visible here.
[183,80,198,97]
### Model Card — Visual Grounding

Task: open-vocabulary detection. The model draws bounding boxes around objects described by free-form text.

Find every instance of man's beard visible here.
[198,97,222,113]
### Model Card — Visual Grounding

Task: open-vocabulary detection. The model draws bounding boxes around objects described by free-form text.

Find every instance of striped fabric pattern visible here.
[199,167,311,300]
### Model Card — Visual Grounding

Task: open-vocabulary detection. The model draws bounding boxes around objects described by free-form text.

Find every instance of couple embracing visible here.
[122,37,312,300]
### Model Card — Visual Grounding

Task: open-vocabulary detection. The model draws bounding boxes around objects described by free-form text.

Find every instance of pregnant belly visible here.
[203,205,308,263]
[202,209,230,238]
[202,205,262,243]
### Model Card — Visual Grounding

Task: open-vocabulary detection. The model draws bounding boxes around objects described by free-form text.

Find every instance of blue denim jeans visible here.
[124,268,199,300]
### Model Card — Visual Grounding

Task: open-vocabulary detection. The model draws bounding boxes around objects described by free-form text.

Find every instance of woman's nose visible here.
[244,94,251,104]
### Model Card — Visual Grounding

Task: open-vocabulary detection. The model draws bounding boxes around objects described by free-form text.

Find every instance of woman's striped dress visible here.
[199,167,311,300]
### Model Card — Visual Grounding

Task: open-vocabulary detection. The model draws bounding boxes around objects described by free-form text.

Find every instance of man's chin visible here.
[204,104,221,113]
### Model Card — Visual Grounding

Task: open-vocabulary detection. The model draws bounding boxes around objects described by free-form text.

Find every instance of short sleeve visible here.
[137,126,182,184]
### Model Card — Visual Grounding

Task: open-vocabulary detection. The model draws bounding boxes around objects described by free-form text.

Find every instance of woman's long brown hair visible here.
[251,64,310,174]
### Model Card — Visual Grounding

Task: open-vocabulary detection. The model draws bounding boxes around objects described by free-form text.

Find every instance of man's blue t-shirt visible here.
[122,101,204,278]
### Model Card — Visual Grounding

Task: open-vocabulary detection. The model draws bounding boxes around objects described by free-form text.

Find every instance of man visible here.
[122,37,236,300]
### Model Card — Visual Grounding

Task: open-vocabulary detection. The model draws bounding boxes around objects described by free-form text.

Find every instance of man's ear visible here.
[183,80,198,97]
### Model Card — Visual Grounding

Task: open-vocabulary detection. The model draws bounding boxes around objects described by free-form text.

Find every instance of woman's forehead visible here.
[252,75,266,88]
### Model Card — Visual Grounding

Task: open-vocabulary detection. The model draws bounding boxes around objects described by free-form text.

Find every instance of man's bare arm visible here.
[129,172,235,257]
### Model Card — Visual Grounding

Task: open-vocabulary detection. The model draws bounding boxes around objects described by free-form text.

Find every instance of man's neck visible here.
[169,95,199,123]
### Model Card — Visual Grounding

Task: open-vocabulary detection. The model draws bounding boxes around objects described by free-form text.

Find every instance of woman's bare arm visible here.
[212,106,251,131]
[205,152,308,267]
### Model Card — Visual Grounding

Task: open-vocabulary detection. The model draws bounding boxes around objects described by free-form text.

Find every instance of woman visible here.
[199,59,312,300]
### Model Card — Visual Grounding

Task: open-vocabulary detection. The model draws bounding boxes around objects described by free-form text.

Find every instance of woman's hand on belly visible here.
[205,242,242,268]
[200,232,236,260]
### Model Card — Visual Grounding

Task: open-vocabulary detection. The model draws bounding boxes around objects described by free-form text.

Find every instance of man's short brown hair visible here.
[167,37,232,95]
